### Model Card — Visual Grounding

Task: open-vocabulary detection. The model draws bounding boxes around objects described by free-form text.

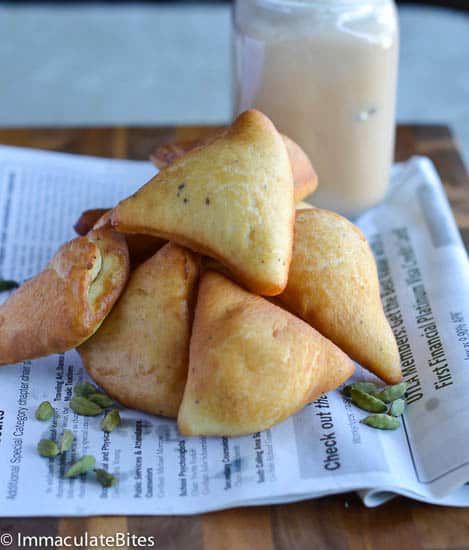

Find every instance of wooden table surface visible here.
[0,124,468,550]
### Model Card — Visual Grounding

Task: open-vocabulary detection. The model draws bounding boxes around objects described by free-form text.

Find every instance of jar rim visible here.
[255,0,391,10]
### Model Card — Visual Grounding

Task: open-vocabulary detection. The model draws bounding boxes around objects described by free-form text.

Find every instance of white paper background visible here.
[0,146,468,516]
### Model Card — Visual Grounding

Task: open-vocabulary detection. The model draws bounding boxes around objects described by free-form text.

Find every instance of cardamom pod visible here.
[343,382,378,397]
[73,382,99,398]
[0,279,19,292]
[360,414,400,430]
[59,430,75,453]
[88,393,114,408]
[95,468,118,488]
[65,455,96,478]
[35,401,55,421]
[70,396,103,416]
[351,388,387,413]
[101,409,121,433]
[389,398,406,417]
[378,382,407,403]
[37,438,60,458]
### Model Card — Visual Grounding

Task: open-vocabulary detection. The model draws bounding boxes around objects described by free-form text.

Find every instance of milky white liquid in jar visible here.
[234,0,399,217]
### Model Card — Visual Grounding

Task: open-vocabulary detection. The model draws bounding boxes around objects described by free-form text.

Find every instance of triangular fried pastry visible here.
[279,208,402,384]
[0,226,129,366]
[78,243,199,417]
[91,209,165,266]
[150,131,317,202]
[150,137,214,169]
[113,110,295,296]
[281,134,318,202]
[178,271,354,436]
[73,208,164,267]
[74,208,109,235]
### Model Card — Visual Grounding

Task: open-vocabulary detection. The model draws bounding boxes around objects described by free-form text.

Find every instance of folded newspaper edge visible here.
[0,146,468,516]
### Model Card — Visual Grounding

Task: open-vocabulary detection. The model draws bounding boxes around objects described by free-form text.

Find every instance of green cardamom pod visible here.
[37,438,60,458]
[95,468,118,488]
[35,401,55,421]
[70,396,103,416]
[389,398,406,417]
[378,382,407,403]
[101,409,121,433]
[360,414,400,430]
[73,382,99,398]
[343,382,378,397]
[88,393,114,408]
[65,455,96,478]
[351,388,387,413]
[59,430,75,453]
[0,279,19,292]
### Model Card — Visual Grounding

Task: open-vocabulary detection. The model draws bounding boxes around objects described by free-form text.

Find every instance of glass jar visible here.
[234,0,399,217]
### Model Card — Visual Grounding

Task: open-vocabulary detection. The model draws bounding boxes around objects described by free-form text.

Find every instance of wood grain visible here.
[0,124,468,550]
[203,507,273,550]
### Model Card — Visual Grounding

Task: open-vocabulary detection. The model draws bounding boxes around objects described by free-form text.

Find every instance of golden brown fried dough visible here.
[78,243,199,417]
[74,208,109,235]
[178,271,355,436]
[281,134,318,202]
[150,136,215,169]
[113,110,295,296]
[74,208,165,266]
[150,131,317,202]
[279,208,401,384]
[0,226,129,366]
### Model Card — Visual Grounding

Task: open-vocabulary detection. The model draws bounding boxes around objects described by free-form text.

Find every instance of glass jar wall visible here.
[234,0,399,216]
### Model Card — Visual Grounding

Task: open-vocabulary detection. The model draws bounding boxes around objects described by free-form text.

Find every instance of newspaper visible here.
[0,145,469,517]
